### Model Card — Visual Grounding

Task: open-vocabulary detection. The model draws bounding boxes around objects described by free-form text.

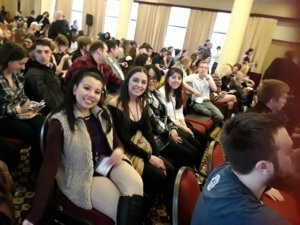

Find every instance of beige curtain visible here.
[239,17,278,73]
[20,0,35,16]
[1,0,18,17]
[34,0,42,16]
[135,4,171,52]
[55,0,73,22]
[82,0,106,37]
[183,10,217,54]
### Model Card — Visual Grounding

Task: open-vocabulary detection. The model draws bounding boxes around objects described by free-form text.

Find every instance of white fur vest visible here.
[51,106,114,209]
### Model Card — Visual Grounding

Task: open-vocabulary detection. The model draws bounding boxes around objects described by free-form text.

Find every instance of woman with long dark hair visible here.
[23,68,143,225]
[108,66,175,217]
[0,41,44,174]
[145,64,207,170]
[158,67,208,170]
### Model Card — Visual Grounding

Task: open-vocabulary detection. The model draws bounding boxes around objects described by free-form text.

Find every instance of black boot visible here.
[117,195,144,225]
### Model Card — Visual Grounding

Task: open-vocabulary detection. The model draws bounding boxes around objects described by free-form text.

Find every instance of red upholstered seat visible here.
[40,114,114,225]
[182,86,214,133]
[264,190,300,225]
[58,193,114,225]
[207,140,226,175]
[0,137,27,149]
[173,167,201,225]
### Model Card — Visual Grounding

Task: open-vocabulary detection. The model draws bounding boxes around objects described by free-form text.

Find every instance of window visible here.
[127,2,138,40]
[71,0,84,30]
[164,7,191,49]
[103,0,121,37]
[210,12,231,50]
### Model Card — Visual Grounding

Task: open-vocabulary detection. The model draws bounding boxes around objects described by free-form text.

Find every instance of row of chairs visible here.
[173,140,300,225]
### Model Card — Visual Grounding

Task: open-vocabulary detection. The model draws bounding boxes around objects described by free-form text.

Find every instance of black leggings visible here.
[142,157,175,212]
[0,115,45,172]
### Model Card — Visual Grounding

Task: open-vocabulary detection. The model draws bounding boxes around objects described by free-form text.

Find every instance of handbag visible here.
[126,131,152,175]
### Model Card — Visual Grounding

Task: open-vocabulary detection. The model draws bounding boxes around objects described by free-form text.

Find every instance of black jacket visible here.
[48,20,72,46]
[24,61,63,114]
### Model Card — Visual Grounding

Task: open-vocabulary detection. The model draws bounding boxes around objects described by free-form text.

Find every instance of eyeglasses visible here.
[149,76,157,81]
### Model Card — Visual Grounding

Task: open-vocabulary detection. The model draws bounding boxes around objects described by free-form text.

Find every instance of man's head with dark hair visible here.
[221,113,293,181]
[217,46,221,50]
[175,49,181,56]
[89,40,107,64]
[34,38,53,66]
[106,40,117,53]
[257,79,289,112]
[160,48,168,57]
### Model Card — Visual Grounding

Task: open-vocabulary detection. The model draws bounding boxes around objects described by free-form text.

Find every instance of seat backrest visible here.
[207,140,226,175]
[40,113,52,155]
[173,167,201,225]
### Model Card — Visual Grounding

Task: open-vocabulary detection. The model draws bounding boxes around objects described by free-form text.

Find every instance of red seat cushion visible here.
[212,143,225,170]
[59,193,114,225]
[178,170,201,225]
[185,115,213,130]
[264,190,300,225]
[0,137,27,149]
[185,118,207,134]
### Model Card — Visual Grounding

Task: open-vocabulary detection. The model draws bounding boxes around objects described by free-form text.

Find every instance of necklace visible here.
[129,99,140,121]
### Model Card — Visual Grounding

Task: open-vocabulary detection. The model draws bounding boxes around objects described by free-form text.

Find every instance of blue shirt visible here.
[191,163,290,225]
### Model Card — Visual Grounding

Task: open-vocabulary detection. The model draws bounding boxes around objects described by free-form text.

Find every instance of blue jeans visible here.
[192,100,224,123]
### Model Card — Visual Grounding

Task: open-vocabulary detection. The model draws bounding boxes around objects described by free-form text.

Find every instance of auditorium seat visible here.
[40,114,114,225]
[173,167,201,225]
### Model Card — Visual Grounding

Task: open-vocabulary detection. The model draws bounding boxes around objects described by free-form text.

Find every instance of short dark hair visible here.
[34,38,52,49]
[175,49,181,56]
[106,40,117,53]
[257,79,290,104]
[134,53,150,67]
[220,113,286,174]
[160,48,168,53]
[89,40,105,54]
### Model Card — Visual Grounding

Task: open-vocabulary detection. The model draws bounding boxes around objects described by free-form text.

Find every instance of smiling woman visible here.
[23,68,144,225]
[108,66,176,221]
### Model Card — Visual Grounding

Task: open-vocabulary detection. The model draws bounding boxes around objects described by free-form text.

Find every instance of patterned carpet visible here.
[11,126,222,225]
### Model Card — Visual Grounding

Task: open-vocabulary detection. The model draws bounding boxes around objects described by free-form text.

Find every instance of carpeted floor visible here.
[12,126,222,225]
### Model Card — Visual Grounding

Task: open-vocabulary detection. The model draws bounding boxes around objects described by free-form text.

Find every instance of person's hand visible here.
[170,129,183,144]
[22,219,34,225]
[265,188,284,201]
[109,147,124,166]
[120,62,128,68]
[62,54,71,61]
[149,155,166,175]
[193,90,202,97]
[17,100,37,113]
[184,127,194,137]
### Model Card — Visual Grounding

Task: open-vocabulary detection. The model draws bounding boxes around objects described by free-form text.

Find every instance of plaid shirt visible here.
[0,72,28,118]
[147,90,177,135]
[64,54,123,90]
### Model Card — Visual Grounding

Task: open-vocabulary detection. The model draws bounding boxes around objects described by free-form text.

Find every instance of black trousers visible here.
[159,127,207,170]
[142,157,175,214]
[0,115,45,172]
